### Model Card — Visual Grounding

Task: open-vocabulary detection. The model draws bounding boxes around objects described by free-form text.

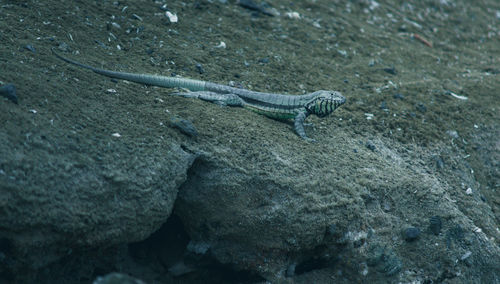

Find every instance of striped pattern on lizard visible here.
[53,49,346,141]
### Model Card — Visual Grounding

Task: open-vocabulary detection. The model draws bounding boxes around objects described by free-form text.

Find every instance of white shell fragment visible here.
[215,41,226,49]
[466,187,473,195]
[446,91,468,100]
[460,251,472,261]
[166,11,178,23]
[132,14,143,21]
[285,12,301,19]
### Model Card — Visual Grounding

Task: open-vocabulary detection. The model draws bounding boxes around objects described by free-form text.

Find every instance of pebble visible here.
[170,116,198,137]
[403,227,421,241]
[195,63,204,74]
[24,44,36,53]
[393,93,404,100]
[446,130,459,139]
[0,84,18,104]
[258,58,269,64]
[238,0,274,16]
[365,141,376,151]
[57,42,70,52]
[416,103,427,113]
[383,67,397,75]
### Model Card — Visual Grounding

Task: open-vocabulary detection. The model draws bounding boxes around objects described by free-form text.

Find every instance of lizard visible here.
[52,48,346,141]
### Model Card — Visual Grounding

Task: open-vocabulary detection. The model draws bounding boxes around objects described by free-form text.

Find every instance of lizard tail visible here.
[51,48,207,91]
[52,48,101,72]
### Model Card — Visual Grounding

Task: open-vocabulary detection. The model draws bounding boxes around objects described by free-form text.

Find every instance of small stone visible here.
[416,103,427,113]
[258,57,270,64]
[446,130,459,139]
[238,0,274,16]
[170,116,198,137]
[195,63,204,74]
[366,141,376,151]
[393,93,404,100]
[403,227,420,241]
[24,44,36,53]
[383,67,397,75]
[0,84,18,104]
[57,42,70,52]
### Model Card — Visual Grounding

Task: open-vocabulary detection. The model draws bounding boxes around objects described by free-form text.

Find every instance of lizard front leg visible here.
[294,111,315,142]
[170,91,244,107]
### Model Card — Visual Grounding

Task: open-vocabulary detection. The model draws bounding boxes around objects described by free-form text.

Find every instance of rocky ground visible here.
[0,0,499,283]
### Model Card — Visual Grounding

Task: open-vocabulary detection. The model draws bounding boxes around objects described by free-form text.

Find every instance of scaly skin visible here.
[53,48,345,140]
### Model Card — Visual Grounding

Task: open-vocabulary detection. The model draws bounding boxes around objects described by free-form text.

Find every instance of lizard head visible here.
[306,91,346,117]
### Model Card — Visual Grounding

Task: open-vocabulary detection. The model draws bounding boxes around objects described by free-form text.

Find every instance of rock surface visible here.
[0,124,196,275]
[0,0,499,283]
[176,136,500,282]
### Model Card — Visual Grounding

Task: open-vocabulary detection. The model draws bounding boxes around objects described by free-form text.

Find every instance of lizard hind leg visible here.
[170,91,244,107]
